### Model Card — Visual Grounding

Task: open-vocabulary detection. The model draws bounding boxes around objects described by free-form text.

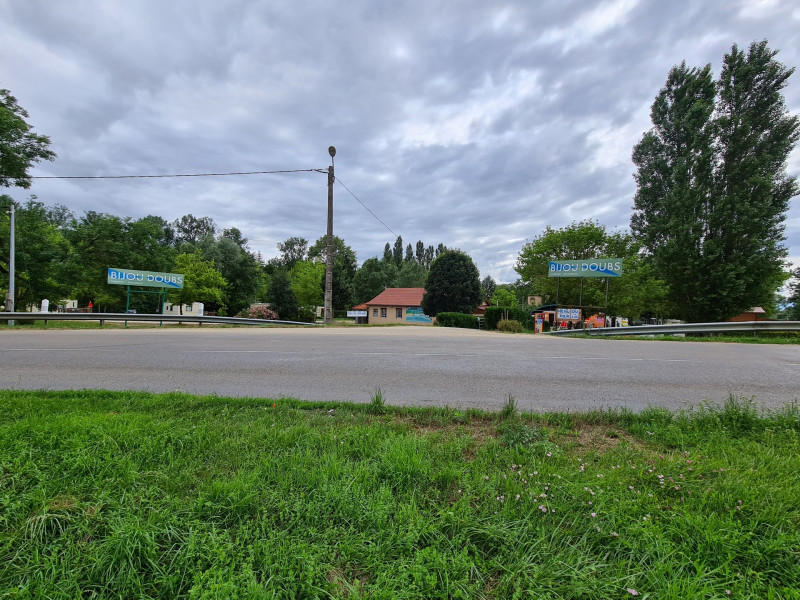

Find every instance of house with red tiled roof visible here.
[363,288,433,325]
[729,307,768,322]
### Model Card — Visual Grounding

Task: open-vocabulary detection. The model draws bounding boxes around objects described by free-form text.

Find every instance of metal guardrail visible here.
[548,320,800,336]
[0,312,321,327]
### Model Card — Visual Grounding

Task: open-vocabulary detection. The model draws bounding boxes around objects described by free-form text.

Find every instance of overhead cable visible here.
[334,176,399,239]
[31,168,322,180]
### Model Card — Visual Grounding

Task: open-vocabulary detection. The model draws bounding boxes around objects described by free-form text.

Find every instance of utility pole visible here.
[6,201,15,326]
[324,146,336,325]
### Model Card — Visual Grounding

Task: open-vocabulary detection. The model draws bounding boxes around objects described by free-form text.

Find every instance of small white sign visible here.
[557,308,581,320]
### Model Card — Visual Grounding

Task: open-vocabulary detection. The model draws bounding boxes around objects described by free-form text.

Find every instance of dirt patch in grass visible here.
[558,424,646,455]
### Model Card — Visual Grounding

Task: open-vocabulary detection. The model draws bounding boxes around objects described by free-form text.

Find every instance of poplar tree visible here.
[631,41,799,322]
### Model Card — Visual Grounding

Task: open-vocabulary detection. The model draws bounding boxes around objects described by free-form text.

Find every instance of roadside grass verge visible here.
[1,391,798,599]
[557,332,800,344]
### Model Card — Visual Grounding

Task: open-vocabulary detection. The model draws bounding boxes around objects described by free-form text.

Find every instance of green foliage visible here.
[169,251,227,312]
[498,421,548,447]
[516,220,669,320]
[392,235,404,268]
[484,306,533,330]
[265,269,298,321]
[289,260,324,309]
[480,275,496,301]
[787,268,800,321]
[490,287,516,307]
[0,88,56,189]
[422,250,482,317]
[632,41,799,322]
[497,319,523,333]
[434,312,479,329]
[368,388,387,414]
[268,236,308,271]
[199,231,263,315]
[308,235,357,311]
[172,214,216,245]
[395,260,428,288]
[352,257,397,305]
[500,393,518,420]
[0,196,70,308]
[63,212,151,310]
[1,390,800,598]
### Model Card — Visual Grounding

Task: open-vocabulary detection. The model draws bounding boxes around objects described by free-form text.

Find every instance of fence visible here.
[0,312,320,327]
[547,320,800,337]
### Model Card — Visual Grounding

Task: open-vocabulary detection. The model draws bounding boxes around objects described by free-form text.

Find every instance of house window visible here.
[396,308,403,318]
[381,308,387,318]
[372,308,378,317]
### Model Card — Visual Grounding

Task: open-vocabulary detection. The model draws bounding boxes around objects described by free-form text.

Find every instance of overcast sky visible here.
[3,0,799,283]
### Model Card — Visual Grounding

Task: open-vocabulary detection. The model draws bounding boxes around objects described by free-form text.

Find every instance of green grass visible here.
[564,331,800,344]
[1,391,799,599]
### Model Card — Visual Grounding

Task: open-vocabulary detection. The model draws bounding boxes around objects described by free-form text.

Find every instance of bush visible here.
[297,307,317,323]
[484,306,534,330]
[242,305,278,320]
[497,319,523,333]
[435,312,479,329]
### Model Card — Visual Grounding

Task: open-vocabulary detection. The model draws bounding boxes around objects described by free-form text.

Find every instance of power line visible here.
[30,166,401,240]
[31,168,323,180]
[334,176,399,239]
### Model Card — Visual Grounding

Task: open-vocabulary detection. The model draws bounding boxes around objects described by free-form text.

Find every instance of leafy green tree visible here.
[392,235,404,268]
[168,251,226,314]
[62,212,179,311]
[480,275,497,301]
[266,269,298,321]
[127,215,177,272]
[515,220,669,319]
[308,235,357,311]
[0,196,70,308]
[352,258,397,304]
[62,212,132,310]
[516,220,610,306]
[268,236,308,271]
[632,41,799,322]
[395,260,427,288]
[172,214,216,246]
[290,260,324,309]
[423,245,435,269]
[421,250,482,317]
[382,243,392,263]
[199,229,262,315]
[788,268,800,320]
[491,288,516,307]
[415,240,425,264]
[1,88,56,189]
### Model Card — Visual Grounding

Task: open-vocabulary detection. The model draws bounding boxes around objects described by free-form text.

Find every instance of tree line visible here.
[0,198,470,319]
[3,40,799,323]
[515,41,799,322]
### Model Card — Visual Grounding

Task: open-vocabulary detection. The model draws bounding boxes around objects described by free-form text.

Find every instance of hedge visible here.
[484,306,534,330]
[435,312,480,329]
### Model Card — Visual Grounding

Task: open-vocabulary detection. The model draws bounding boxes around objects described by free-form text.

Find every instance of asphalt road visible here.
[1,326,798,412]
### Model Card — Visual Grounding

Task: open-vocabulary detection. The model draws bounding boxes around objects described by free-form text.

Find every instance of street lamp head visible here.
[328,146,336,158]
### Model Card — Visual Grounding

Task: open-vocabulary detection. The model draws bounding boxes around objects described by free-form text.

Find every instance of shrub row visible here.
[497,319,523,333]
[435,312,479,329]
[484,306,534,330]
